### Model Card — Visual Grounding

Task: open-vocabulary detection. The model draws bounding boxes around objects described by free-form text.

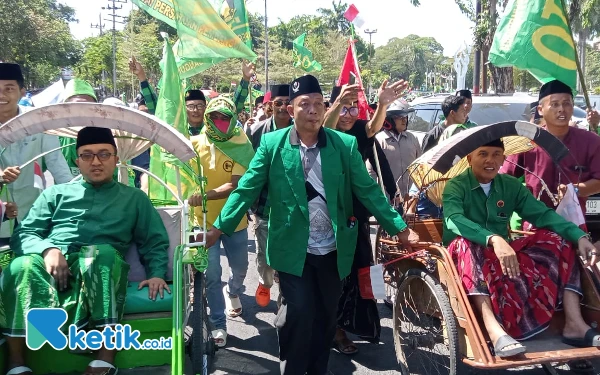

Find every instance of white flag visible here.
[32,79,64,107]
[556,183,585,226]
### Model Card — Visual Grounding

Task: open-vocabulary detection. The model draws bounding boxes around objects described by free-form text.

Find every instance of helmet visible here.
[386,99,414,117]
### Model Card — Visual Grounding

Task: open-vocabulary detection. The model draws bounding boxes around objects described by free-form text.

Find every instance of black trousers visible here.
[275,251,342,375]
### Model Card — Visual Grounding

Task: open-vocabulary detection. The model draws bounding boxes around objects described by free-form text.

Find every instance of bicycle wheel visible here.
[189,270,217,375]
[393,268,459,375]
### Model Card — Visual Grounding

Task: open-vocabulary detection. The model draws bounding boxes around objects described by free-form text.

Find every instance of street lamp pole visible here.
[264,0,269,90]
[364,29,377,94]
[103,0,127,97]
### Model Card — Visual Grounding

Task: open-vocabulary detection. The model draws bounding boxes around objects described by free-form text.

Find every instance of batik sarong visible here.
[0,244,130,336]
[448,230,580,340]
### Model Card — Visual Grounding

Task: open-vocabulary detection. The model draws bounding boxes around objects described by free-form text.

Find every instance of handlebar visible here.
[183,199,207,248]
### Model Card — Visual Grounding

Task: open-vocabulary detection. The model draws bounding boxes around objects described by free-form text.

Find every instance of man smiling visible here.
[1,127,170,375]
[0,63,71,244]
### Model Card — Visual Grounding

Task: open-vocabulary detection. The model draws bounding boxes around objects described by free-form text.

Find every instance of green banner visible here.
[292,33,322,72]
[209,0,252,49]
[149,35,199,204]
[489,0,577,90]
[132,0,256,79]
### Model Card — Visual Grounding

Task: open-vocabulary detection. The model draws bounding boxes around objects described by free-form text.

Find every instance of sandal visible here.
[493,335,526,358]
[83,360,118,375]
[332,337,358,356]
[568,359,596,375]
[6,367,32,375]
[212,329,227,348]
[223,286,242,317]
[562,329,600,348]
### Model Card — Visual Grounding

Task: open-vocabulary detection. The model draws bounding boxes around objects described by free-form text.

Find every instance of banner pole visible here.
[560,0,593,131]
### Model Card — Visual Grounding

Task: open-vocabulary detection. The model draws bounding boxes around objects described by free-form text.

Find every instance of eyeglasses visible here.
[273,99,290,107]
[340,107,359,117]
[186,104,206,111]
[78,152,116,162]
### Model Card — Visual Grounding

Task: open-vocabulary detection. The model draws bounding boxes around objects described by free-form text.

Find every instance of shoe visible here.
[255,284,271,307]
[223,285,242,317]
[212,329,227,348]
[493,335,526,358]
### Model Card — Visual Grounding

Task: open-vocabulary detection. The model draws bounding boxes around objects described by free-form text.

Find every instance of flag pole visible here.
[560,0,594,131]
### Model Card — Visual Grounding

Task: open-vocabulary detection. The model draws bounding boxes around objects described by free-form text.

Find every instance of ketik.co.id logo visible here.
[26,308,143,350]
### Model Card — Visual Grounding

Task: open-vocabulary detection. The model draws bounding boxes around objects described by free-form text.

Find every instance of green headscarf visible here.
[202,97,255,169]
[63,79,97,102]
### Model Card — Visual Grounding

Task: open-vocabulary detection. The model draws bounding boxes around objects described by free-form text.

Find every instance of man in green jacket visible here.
[204,75,412,375]
[443,139,599,358]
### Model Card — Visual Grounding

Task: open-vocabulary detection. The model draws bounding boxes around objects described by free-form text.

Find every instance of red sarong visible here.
[448,230,580,340]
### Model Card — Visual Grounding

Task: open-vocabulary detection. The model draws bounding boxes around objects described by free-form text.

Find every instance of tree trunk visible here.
[489,65,514,93]
[482,48,489,93]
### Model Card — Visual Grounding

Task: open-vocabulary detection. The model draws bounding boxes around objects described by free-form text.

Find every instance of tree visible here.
[370,35,446,88]
[0,0,81,88]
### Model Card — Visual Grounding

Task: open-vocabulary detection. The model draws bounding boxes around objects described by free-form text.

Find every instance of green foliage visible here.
[0,0,81,88]
[586,46,600,91]
[370,35,445,87]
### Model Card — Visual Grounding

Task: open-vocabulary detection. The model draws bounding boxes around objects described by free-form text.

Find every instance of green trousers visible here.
[0,245,129,337]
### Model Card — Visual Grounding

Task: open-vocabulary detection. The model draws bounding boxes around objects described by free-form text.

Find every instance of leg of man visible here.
[255,215,274,288]
[563,290,593,336]
[1,254,85,372]
[205,235,227,331]
[276,259,317,375]
[306,252,341,375]
[221,228,249,301]
[471,295,522,353]
[79,245,130,374]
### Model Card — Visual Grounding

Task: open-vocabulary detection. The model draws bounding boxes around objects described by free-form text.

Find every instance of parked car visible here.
[407,94,536,145]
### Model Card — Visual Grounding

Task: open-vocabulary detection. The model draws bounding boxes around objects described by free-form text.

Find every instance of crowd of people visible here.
[1,56,600,375]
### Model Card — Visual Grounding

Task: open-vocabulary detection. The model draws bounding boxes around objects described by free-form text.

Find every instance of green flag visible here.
[209,0,252,49]
[131,0,256,79]
[292,33,322,72]
[149,34,200,204]
[489,0,577,90]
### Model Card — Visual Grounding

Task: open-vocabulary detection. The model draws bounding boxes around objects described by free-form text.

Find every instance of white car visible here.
[407,94,587,146]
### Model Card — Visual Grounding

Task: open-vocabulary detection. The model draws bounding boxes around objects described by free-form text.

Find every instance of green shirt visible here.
[10,180,170,279]
[442,168,586,246]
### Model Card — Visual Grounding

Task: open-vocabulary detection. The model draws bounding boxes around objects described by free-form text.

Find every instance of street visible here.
[182,225,599,375]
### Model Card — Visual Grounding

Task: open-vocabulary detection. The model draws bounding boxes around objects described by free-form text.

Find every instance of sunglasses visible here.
[273,99,290,107]
[340,107,359,117]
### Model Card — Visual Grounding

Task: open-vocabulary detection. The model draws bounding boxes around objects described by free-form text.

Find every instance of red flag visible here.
[343,4,365,27]
[263,91,272,103]
[337,40,372,120]
[33,161,45,190]
[344,4,359,21]
[358,264,386,300]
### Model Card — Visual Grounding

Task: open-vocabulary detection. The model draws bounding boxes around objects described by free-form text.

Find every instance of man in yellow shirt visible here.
[189,97,255,348]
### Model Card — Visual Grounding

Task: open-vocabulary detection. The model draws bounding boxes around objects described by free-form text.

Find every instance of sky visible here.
[60,0,475,57]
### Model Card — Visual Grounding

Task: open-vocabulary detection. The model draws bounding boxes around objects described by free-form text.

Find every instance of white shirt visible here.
[300,141,336,255]
[0,105,72,238]
[480,182,492,197]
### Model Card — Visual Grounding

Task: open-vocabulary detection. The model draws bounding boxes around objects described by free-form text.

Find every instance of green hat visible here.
[63,79,97,102]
